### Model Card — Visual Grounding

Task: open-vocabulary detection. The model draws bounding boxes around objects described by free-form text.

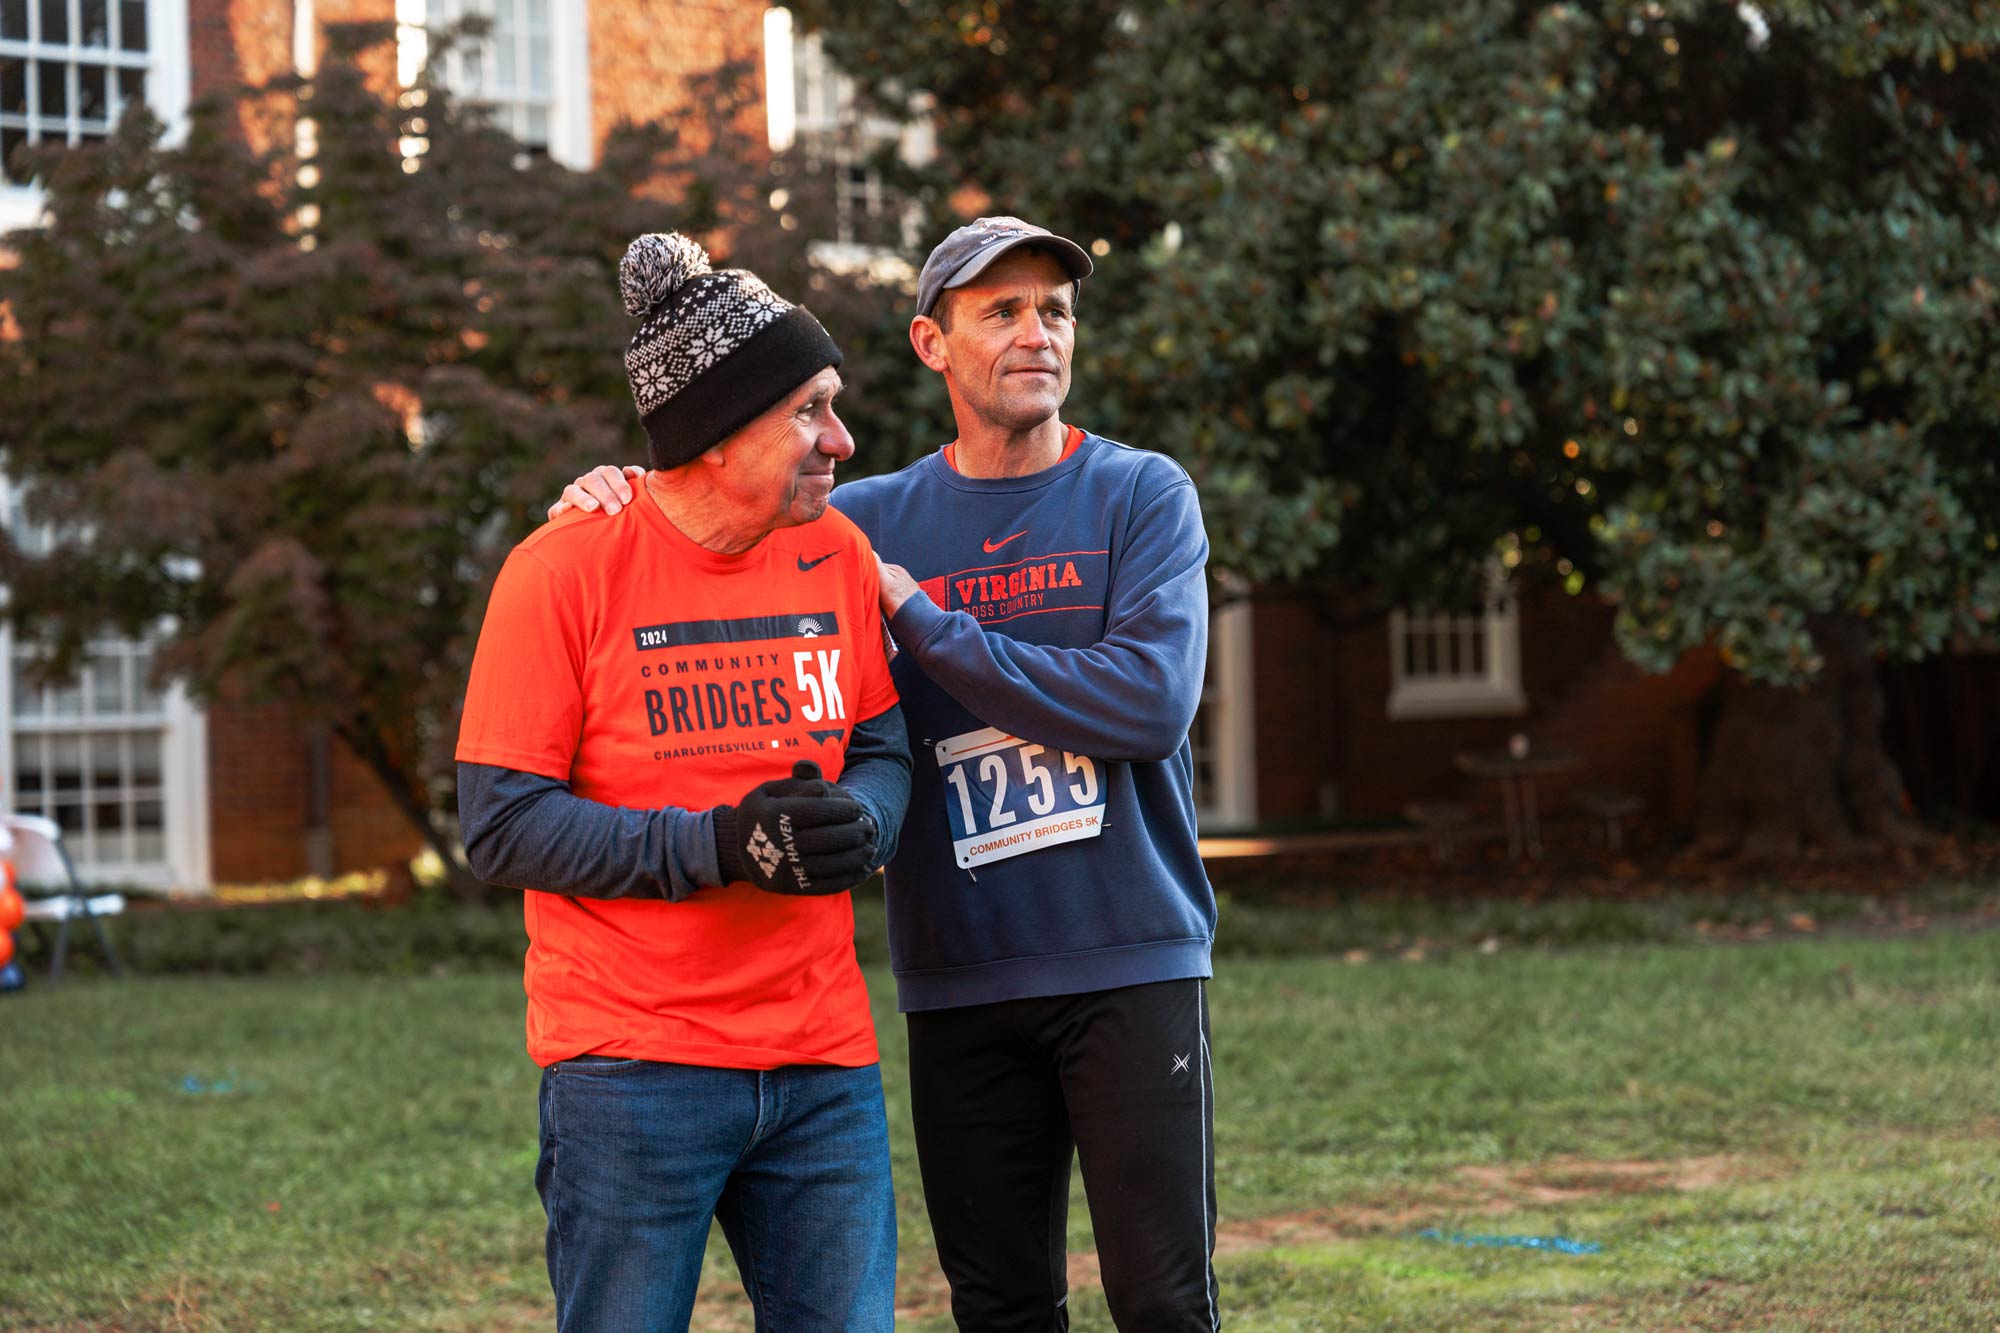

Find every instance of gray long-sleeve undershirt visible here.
[458,705,911,901]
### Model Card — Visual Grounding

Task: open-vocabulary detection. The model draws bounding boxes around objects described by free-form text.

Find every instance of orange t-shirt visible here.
[456,494,897,1070]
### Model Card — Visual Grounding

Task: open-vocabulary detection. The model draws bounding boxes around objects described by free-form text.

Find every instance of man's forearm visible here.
[836,706,912,868]
[458,762,718,900]
[883,482,1210,761]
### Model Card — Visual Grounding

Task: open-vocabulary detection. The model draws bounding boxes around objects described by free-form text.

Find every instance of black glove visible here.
[713,761,878,895]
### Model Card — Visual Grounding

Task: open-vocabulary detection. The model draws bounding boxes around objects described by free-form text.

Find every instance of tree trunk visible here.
[333,721,493,904]
[1692,616,1935,859]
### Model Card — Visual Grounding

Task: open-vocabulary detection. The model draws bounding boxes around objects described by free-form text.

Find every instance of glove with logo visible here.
[713,760,878,895]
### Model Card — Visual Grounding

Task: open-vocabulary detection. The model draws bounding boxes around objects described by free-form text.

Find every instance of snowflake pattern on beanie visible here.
[621,232,793,418]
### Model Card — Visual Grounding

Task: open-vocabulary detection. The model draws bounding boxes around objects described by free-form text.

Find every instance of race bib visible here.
[935,727,1106,869]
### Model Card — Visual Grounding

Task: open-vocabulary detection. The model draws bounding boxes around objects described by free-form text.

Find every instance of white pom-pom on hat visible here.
[619,232,711,317]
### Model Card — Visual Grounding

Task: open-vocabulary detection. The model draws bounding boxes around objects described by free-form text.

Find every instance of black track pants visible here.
[906,978,1219,1332]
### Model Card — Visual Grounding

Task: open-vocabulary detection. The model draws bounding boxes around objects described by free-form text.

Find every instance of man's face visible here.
[927,250,1076,435]
[711,366,854,532]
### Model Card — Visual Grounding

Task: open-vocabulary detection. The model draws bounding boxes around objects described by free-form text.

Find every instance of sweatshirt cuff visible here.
[889,591,950,655]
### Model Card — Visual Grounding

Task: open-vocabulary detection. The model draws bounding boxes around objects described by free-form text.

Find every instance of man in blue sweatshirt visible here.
[557,217,1219,1331]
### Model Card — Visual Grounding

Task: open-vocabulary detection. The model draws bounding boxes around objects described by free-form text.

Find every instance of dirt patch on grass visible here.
[1454,1152,1755,1203]
[1199,1153,1776,1261]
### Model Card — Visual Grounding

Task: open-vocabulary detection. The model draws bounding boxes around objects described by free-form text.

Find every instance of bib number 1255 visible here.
[935,727,1106,870]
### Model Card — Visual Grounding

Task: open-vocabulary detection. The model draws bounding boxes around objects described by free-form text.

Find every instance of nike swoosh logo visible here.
[797,552,838,572]
[983,531,1028,553]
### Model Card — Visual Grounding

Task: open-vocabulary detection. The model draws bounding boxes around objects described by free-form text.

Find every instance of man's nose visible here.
[1015,313,1053,350]
[819,408,856,459]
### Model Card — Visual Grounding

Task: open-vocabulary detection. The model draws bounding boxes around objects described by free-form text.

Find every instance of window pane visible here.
[37,60,65,119]
[523,104,546,145]
[13,657,40,717]
[78,64,108,124]
[526,0,547,26]
[14,736,44,801]
[53,798,84,836]
[38,0,64,43]
[89,733,124,790]
[131,646,161,712]
[51,735,83,794]
[134,795,164,861]
[528,36,549,94]
[1,0,26,40]
[1,58,24,115]
[50,672,83,717]
[460,46,481,89]
[89,648,125,714]
[81,0,108,45]
[94,794,127,834]
[118,0,145,51]
[0,126,27,182]
[495,37,515,90]
[131,731,161,785]
[116,66,142,110]
[133,804,163,862]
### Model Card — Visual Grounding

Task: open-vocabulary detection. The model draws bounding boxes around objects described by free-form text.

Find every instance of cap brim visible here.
[941,233,1094,298]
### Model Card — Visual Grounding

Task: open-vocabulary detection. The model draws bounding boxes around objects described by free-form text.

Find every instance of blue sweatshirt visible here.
[833,431,1215,1011]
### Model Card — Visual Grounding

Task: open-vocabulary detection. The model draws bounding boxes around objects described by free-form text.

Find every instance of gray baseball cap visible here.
[914,215,1094,319]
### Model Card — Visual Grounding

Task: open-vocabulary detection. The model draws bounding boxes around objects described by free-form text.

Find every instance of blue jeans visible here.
[536,1057,897,1332]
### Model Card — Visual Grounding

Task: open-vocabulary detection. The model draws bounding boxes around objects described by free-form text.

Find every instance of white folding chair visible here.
[6,813,126,981]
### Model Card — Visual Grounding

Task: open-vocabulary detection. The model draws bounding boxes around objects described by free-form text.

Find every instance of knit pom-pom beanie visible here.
[618,232,843,470]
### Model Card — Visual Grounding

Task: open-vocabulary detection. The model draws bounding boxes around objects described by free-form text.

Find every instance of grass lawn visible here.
[2,892,1997,1330]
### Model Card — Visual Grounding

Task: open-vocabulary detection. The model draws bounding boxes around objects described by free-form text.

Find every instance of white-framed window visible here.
[0,478,209,888]
[1191,597,1257,830]
[831,149,893,247]
[1386,597,1526,720]
[399,0,592,169]
[0,0,189,230]
[764,8,928,272]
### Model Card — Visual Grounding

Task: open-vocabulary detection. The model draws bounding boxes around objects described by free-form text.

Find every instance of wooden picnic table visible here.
[1452,743,1582,859]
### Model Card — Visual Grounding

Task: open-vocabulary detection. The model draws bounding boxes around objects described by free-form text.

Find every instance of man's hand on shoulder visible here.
[548,464,646,521]
[877,556,921,618]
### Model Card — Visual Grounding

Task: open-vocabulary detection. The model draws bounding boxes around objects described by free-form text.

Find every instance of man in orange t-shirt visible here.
[456,233,908,1332]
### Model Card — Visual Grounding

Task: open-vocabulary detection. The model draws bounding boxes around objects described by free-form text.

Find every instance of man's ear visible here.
[909,316,951,374]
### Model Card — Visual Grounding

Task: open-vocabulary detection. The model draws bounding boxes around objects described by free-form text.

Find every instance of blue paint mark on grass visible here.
[1417,1228,1602,1256]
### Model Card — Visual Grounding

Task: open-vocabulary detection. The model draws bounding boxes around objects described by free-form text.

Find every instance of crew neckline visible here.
[929,427,1096,493]
[629,481,782,575]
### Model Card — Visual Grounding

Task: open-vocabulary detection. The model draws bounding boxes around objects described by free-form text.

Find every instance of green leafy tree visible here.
[794,0,2000,855]
[0,22,788,894]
